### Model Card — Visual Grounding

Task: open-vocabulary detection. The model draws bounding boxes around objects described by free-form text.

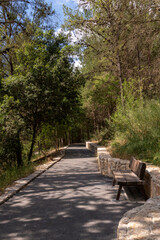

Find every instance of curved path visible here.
[0,144,141,240]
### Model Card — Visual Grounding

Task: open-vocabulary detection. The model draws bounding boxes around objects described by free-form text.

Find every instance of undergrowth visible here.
[110,80,160,166]
[0,146,57,193]
[0,163,34,193]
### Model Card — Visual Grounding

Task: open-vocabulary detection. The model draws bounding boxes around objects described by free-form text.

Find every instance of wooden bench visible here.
[112,157,146,200]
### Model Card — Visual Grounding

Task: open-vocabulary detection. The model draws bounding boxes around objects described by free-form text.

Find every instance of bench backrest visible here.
[129,157,146,180]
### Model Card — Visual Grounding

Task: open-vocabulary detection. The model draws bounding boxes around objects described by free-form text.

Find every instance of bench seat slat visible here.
[113,170,142,185]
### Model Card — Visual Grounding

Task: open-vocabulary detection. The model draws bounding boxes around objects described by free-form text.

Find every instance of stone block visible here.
[118,196,160,240]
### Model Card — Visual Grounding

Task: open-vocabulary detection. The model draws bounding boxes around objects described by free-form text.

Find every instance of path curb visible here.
[0,152,65,206]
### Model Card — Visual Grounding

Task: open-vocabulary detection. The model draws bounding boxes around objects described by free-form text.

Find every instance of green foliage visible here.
[0,163,34,192]
[0,95,24,166]
[63,0,160,149]
[0,0,55,77]
[111,82,160,164]
[1,0,160,179]
[64,0,160,89]
[0,0,86,191]
[81,73,119,136]
[0,28,84,168]
[0,95,24,135]
[36,124,58,152]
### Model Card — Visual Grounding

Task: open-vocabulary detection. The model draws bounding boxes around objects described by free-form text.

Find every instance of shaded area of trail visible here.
[0,144,142,240]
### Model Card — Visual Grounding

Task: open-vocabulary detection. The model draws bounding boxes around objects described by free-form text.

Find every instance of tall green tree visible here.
[1,30,83,165]
[64,0,160,102]
[0,0,54,76]
[62,0,160,140]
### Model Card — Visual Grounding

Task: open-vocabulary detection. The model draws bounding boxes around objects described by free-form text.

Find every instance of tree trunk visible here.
[64,132,68,146]
[117,53,125,109]
[67,131,70,145]
[9,54,14,75]
[28,123,37,162]
[60,138,63,147]
[87,129,90,140]
[93,111,96,132]
[137,44,141,72]
[16,132,23,167]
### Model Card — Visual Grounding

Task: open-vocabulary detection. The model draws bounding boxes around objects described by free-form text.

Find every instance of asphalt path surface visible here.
[0,144,142,240]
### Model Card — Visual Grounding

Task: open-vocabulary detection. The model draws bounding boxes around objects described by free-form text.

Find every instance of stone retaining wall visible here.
[86,141,160,198]
[86,141,130,177]
[86,141,160,240]
[86,141,98,153]
[98,153,130,177]
[144,165,160,198]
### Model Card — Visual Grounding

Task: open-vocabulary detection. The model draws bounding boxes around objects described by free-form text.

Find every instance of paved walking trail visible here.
[0,144,142,240]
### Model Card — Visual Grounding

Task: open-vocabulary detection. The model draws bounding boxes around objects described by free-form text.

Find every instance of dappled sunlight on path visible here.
[0,144,142,240]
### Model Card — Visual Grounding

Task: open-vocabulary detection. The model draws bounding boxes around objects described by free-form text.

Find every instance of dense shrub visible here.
[109,79,160,165]
[112,99,160,164]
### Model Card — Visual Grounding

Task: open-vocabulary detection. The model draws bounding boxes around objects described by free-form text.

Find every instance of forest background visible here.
[0,0,160,190]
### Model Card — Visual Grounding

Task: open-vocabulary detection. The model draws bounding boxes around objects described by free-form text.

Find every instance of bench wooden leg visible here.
[116,185,122,200]
[112,178,116,186]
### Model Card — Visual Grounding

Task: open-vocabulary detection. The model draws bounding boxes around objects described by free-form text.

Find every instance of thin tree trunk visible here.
[61,138,63,147]
[16,132,23,167]
[137,44,141,72]
[117,53,125,109]
[55,130,58,151]
[93,111,96,132]
[87,129,90,140]
[64,132,68,146]
[9,54,14,75]
[67,131,70,145]
[28,123,37,162]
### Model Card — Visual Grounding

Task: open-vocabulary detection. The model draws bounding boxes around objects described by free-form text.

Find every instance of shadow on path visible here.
[0,144,143,240]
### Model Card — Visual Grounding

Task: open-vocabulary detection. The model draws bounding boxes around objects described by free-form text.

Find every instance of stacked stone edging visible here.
[118,196,160,240]
[144,165,160,198]
[86,141,130,177]
[86,141,160,240]
[98,154,130,177]
[97,153,160,198]
[86,141,160,198]
[86,141,98,153]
